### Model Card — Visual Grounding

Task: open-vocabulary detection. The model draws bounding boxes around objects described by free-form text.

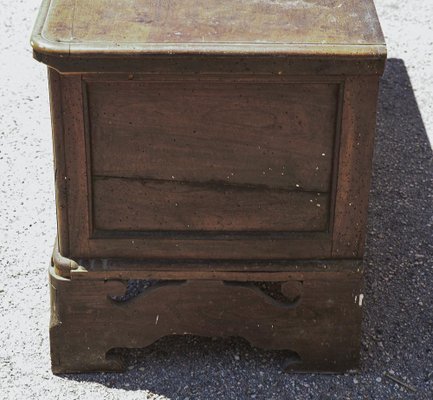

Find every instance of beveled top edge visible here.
[31,0,386,60]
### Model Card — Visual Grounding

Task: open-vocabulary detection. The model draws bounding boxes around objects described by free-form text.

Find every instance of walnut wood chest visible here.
[32,0,386,373]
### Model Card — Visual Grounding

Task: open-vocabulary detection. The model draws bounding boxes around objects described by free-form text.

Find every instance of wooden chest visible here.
[32,0,386,373]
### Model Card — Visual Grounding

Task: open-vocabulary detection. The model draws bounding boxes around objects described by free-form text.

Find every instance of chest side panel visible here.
[50,71,380,260]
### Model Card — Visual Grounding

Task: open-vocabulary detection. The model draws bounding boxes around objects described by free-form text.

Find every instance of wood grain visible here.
[32,0,386,73]
[50,72,381,261]
[70,257,363,281]
[36,0,386,376]
[59,74,94,256]
[50,265,363,373]
[48,69,69,256]
[88,80,339,192]
[331,76,380,258]
[93,177,329,232]
[37,55,387,76]
[81,235,332,260]
[38,0,385,50]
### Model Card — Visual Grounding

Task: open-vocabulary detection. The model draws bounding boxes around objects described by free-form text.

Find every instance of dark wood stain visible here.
[88,80,338,192]
[50,264,363,373]
[93,176,329,232]
[33,0,385,374]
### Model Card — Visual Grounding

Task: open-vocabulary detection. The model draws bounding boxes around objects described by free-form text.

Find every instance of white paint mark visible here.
[251,0,331,10]
[358,294,364,307]
[155,315,159,325]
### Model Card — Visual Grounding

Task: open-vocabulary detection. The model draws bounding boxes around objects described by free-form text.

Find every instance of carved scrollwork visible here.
[224,280,303,307]
[109,280,187,303]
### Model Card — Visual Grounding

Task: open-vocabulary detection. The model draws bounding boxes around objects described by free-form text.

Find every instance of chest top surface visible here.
[32,0,385,57]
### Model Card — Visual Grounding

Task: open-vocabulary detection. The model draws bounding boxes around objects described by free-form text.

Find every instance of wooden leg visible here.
[284,347,360,374]
[49,265,363,374]
[50,327,124,374]
[49,268,127,373]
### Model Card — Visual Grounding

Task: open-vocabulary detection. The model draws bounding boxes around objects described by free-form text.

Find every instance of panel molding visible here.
[82,75,343,243]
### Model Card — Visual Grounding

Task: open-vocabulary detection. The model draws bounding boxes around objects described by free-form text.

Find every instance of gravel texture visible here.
[0,1,432,399]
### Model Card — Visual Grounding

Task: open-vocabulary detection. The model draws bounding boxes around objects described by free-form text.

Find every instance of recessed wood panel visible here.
[88,80,339,192]
[93,177,328,232]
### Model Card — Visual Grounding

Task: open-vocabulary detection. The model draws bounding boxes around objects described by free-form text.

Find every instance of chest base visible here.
[49,245,363,374]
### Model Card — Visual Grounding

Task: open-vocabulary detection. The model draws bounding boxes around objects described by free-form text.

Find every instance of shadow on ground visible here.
[60,59,433,399]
